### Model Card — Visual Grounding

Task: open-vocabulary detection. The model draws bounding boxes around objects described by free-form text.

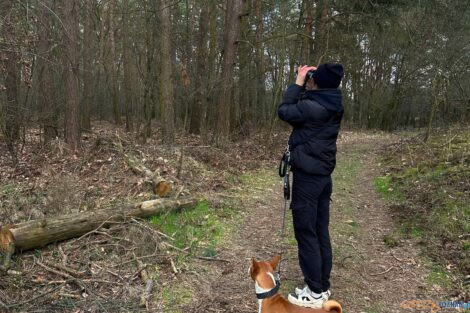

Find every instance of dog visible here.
[250,255,342,313]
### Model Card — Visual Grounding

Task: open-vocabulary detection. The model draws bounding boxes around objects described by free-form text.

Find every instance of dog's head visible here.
[249,255,281,289]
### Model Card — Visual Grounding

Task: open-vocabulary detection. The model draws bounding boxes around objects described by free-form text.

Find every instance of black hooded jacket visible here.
[278,84,343,177]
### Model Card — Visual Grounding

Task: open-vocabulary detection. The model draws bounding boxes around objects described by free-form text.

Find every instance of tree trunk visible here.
[201,0,218,142]
[158,0,175,144]
[215,0,244,144]
[37,0,57,144]
[425,76,444,142]
[81,0,93,132]
[298,0,314,65]
[142,1,155,141]
[0,1,20,162]
[108,0,120,125]
[312,0,329,65]
[254,0,266,124]
[122,0,134,133]
[238,0,251,131]
[0,198,196,254]
[60,0,81,150]
[190,4,210,134]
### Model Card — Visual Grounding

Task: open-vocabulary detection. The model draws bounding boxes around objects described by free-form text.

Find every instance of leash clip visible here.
[278,145,291,178]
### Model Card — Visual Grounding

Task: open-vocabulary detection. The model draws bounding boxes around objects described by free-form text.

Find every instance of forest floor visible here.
[0,126,467,313]
[179,132,467,313]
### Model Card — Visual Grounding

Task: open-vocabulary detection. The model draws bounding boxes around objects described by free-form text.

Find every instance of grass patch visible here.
[425,262,453,290]
[374,176,393,195]
[383,234,399,248]
[363,304,388,313]
[331,149,365,237]
[378,127,470,295]
[150,200,233,253]
[159,285,193,313]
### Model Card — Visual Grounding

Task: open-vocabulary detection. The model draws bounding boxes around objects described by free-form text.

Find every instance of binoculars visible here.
[295,69,316,80]
[295,69,316,86]
[306,69,316,80]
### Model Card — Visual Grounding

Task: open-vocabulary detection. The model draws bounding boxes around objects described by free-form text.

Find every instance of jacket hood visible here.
[305,89,343,112]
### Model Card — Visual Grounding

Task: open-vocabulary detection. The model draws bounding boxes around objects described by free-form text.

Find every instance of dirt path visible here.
[182,133,446,313]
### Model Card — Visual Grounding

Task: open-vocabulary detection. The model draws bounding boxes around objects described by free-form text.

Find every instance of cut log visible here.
[114,140,172,197]
[0,198,196,254]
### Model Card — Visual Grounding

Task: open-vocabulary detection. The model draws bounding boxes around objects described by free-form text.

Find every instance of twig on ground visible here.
[390,251,406,263]
[196,256,231,263]
[161,242,230,263]
[58,244,68,266]
[3,286,62,309]
[369,266,394,276]
[42,261,86,278]
[131,263,148,281]
[36,261,87,291]
[161,241,189,252]
[131,218,175,241]
[58,293,80,299]
[140,279,154,309]
[137,259,154,308]
[68,217,116,244]
[37,261,76,279]
[82,279,124,285]
[170,258,178,274]
[136,260,149,281]
[112,252,163,267]
[174,186,185,199]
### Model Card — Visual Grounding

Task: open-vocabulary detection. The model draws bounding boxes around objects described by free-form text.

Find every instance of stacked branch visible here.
[0,198,196,255]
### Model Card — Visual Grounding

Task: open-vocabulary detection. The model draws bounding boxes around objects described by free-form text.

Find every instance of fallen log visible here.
[114,140,172,197]
[0,198,196,255]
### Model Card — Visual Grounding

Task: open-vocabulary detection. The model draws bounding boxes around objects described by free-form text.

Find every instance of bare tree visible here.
[37,0,57,144]
[158,0,175,143]
[190,4,210,134]
[60,0,81,149]
[123,0,134,132]
[0,1,20,162]
[107,0,120,125]
[215,0,244,144]
[81,0,94,132]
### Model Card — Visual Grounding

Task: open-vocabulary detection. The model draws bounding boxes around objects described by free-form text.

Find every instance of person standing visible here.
[278,63,344,308]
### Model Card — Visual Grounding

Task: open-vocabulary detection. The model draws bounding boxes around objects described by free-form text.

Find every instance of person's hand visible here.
[295,65,317,86]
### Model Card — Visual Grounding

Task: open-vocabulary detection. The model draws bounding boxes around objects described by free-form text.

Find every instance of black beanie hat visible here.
[313,63,344,89]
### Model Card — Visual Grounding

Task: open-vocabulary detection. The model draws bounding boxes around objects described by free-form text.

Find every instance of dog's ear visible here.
[269,255,281,270]
[250,258,259,278]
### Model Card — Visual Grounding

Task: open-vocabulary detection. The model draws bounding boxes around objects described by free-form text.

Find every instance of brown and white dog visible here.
[250,255,342,313]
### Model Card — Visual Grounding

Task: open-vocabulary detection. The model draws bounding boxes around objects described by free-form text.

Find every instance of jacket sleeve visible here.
[278,84,305,125]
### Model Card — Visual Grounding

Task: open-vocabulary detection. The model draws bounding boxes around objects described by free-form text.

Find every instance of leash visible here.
[277,145,291,278]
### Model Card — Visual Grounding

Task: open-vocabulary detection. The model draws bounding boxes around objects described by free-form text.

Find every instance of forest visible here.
[0,0,469,312]
[1,0,468,154]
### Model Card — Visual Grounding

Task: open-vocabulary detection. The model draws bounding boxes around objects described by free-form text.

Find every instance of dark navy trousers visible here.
[291,170,333,294]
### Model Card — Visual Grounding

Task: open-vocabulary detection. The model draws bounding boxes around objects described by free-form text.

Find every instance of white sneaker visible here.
[288,287,326,308]
[294,285,308,295]
[295,286,331,300]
